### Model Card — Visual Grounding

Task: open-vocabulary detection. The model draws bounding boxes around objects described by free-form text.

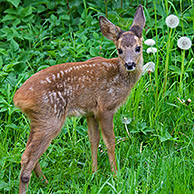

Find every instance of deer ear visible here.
[129,5,146,38]
[99,16,122,41]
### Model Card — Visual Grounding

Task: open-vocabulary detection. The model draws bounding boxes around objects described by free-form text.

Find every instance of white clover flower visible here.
[142,62,155,75]
[177,36,192,50]
[165,14,179,28]
[146,47,157,54]
[144,39,156,46]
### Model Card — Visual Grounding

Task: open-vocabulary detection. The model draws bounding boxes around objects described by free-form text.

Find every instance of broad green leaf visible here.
[2,14,16,21]
[12,18,21,26]
[0,72,8,77]
[7,0,21,8]
[0,57,2,68]
[93,32,99,39]
[0,49,8,56]
[37,65,50,71]
[23,6,33,17]
[90,47,97,57]
[10,39,19,51]
[50,14,57,22]
[4,8,18,15]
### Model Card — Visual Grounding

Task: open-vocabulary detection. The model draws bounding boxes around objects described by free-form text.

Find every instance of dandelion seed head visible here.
[144,39,156,46]
[122,117,132,125]
[177,36,192,50]
[187,98,191,103]
[165,14,179,28]
[142,62,155,75]
[146,47,157,54]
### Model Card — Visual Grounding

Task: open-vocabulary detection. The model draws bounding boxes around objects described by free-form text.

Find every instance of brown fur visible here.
[14,5,145,194]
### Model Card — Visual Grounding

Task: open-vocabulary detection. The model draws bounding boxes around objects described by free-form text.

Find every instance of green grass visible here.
[0,0,194,193]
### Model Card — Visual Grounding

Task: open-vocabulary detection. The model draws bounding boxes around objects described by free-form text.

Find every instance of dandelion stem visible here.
[179,49,185,97]
[165,0,169,16]
[163,28,172,96]
[192,0,194,33]
[104,0,108,18]
[154,0,159,109]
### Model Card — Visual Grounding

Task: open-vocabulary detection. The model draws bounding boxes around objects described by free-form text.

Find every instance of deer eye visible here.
[135,46,141,53]
[118,48,123,54]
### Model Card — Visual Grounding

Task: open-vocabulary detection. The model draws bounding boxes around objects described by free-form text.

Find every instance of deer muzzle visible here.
[124,62,136,71]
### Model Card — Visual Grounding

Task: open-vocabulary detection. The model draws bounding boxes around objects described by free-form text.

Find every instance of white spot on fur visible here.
[57,73,60,79]
[48,91,53,104]
[54,104,57,113]
[66,85,73,96]
[56,83,63,88]
[52,74,56,81]
[102,62,107,66]
[29,87,33,91]
[40,80,47,84]
[52,91,57,99]
[113,75,119,83]
[60,70,64,76]
[68,108,87,117]
[57,91,66,104]
[108,88,114,94]
[46,77,51,83]
[64,88,66,94]
[42,93,49,103]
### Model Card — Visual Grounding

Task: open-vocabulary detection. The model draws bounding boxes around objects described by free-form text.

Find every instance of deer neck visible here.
[116,57,143,88]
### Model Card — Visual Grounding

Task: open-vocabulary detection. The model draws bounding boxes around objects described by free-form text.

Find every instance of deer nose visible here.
[124,62,136,71]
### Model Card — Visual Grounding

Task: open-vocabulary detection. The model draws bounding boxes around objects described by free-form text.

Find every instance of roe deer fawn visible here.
[14,5,145,194]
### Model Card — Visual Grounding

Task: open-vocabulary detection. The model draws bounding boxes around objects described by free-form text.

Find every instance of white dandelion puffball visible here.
[146,47,157,54]
[165,14,179,28]
[142,62,155,75]
[177,36,192,50]
[144,39,156,46]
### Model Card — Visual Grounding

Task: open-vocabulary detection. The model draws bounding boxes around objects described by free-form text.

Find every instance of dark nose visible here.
[124,62,136,71]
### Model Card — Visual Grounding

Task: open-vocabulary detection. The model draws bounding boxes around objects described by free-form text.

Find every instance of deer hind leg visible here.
[21,131,48,184]
[98,111,117,173]
[19,116,65,194]
[86,116,100,172]
[33,162,48,184]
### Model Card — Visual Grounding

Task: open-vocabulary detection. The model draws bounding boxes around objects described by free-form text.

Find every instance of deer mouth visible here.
[124,62,136,71]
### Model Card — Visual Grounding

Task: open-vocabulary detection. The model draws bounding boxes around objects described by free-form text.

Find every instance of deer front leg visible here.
[86,116,100,172]
[98,111,117,173]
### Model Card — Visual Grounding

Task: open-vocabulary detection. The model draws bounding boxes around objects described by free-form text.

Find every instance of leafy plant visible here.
[0,0,193,193]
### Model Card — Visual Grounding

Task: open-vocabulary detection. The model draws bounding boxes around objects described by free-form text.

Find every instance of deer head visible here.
[99,5,145,71]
